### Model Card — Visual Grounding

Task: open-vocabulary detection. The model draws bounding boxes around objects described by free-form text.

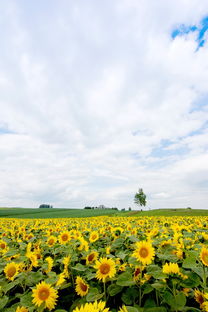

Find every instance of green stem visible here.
[203,265,207,288]
[104,282,107,302]
[156,289,159,306]
[139,286,142,307]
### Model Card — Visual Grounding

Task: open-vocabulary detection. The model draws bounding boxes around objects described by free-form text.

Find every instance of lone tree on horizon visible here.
[134,188,147,208]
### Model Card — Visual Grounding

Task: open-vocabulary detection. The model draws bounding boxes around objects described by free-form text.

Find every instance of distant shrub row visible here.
[84,206,118,210]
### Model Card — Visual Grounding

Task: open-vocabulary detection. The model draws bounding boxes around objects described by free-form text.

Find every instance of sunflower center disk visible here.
[100,263,110,274]
[88,254,94,262]
[62,234,68,241]
[8,267,16,277]
[0,243,5,249]
[39,289,50,300]
[139,247,148,258]
[80,282,88,291]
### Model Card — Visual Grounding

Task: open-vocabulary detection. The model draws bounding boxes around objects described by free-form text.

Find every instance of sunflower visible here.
[59,231,71,244]
[94,258,116,282]
[47,235,57,247]
[45,256,53,273]
[118,306,128,312]
[4,262,19,281]
[27,251,38,267]
[182,288,191,297]
[32,281,58,311]
[194,289,205,306]
[16,307,29,312]
[132,241,155,265]
[78,237,89,252]
[72,300,109,312]
[75,276,89,296]
[162,262,180,275]
[0,240,7,253]
[201,302,208,312]
[89,231,99,243]
[56,272,66,287]
[200,247,208,266]
[86,251,98,265]
[63,255,71,278]
[133,266,144,281]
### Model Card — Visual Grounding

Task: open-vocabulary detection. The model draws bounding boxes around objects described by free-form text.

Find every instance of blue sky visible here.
[172,16,208,48]
[0,1,208,209]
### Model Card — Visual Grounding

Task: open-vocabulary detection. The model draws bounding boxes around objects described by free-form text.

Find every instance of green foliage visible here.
[134,188,147,207]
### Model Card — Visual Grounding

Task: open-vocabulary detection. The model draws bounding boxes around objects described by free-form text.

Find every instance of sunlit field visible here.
[1,216,208,311]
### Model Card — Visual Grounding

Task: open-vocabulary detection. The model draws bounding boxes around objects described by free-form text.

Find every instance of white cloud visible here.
[0,1,207,209]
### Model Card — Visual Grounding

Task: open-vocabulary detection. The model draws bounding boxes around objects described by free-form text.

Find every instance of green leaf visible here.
[121,291,133,305]
[182,257,197,269]
[3,280,19,293]
[116,251,128,260]
[151,271,166,279]
[71,263,86,272]
[107,284,123,296]
[112,238,125,249]
[116,272,135,286]
[181,272,200,288]
[192,267,204,279]
[0,296,8,310]
[144,298,156,308]
[24,271,43,286]
[175,292,186,309]
[143,284,153,294]
[157,253,178,262]
[144,308,167,312]
[163,291,174,306]
[20,292,33,307]
[86,288,103,302]
[126,307,140,312]
[146,265,166,279]
[163,291,186,310]
[128,236,139,243]
[151,282,166,290]
[121,288,138,305]
[181,308,201,312]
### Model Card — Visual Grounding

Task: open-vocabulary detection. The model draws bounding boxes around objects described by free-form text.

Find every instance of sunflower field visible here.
[1,216,208,312]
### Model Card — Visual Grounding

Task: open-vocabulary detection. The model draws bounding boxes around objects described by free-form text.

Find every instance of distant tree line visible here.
[84,206,118,210]
[39,204,53,208]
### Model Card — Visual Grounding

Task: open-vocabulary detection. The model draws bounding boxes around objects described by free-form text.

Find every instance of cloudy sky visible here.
[0,1,208,209]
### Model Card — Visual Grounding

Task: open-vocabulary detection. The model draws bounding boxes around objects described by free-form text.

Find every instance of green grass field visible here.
[0,207,208,218]
[124,208,208,217]
[0,208,119,218]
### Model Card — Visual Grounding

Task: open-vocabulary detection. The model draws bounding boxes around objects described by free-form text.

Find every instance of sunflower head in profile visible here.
[132,241,155,265]
[86,251,98,265]
[89,231,99,243]
[75,276,89,297]
[4,262,20,281]
[162,262,180,275]
[32,281,58,311]
[59,231,70,244]
[94,258,116,282]
[200,247,208,266]
[47,236,57,247]
[118,305,128,312]
[72,300,109,312]
[15,307,29,312]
